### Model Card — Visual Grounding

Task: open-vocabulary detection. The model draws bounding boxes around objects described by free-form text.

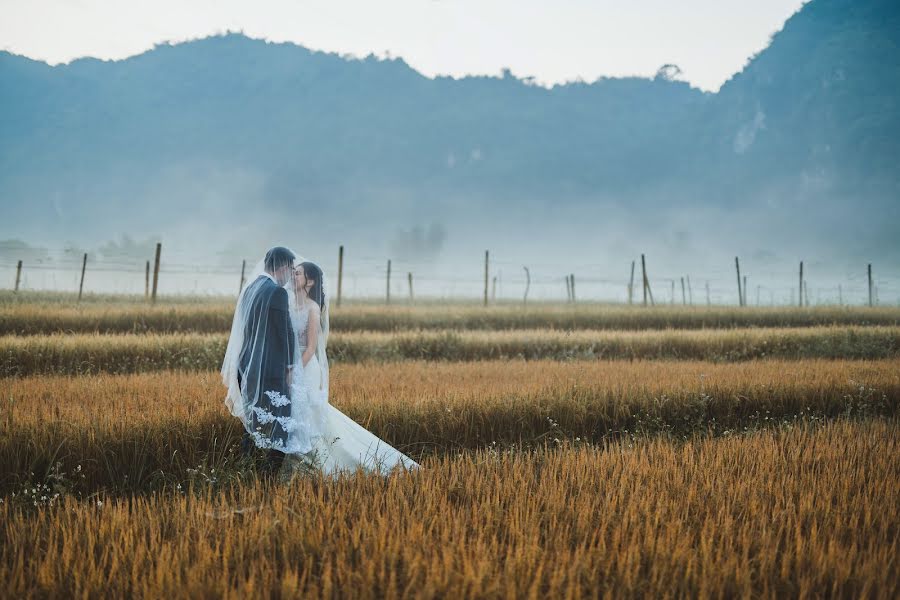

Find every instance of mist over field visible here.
[1,0,898,301]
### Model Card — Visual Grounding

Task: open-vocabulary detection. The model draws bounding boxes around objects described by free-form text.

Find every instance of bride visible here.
[282,259,420,477]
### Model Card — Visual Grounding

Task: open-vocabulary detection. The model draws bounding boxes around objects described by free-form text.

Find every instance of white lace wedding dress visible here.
[284,299,419,476]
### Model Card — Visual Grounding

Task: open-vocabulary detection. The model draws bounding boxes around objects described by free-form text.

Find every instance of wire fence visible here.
[1,247,897,306]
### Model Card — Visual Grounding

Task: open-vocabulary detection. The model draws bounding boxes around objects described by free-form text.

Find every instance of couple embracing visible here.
[221,246,419,478]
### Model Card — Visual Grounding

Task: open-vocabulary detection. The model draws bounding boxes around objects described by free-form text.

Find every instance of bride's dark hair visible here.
[300,261,326,311]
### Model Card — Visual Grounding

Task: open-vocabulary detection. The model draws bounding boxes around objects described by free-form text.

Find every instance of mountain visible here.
[0,0,898,266]
[704,0,900,201]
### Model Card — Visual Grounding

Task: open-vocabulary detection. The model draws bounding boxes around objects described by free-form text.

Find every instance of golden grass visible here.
[4,294,896,597]
[2,419,897,598]
[2,360,897,494]
[2,326,899,375]
[3,301,899,335]
[0,302,234,335]
[0,290,226,306]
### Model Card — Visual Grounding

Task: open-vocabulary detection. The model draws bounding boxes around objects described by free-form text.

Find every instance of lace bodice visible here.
[292,300,310,353]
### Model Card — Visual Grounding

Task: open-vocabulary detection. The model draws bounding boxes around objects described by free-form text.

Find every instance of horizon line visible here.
[1,31,736,93]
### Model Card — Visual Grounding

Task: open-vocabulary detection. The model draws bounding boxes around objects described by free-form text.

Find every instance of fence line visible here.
[2,250,898,306]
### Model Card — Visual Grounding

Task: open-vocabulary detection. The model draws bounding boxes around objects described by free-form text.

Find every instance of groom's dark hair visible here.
[264,246,296,273]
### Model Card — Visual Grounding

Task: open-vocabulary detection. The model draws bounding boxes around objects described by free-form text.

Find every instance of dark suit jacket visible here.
[237,275,296,445]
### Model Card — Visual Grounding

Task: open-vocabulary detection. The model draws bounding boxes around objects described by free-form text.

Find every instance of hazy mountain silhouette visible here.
[1,0,897,266]
[701,0,899,204]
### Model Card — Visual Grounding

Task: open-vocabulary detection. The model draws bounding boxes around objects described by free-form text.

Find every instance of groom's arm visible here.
[270,287,294,373]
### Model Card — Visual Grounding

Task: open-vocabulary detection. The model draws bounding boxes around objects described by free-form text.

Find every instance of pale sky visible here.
[0,0,807,91]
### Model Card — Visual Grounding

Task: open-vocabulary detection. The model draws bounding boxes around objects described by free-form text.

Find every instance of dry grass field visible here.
[1,296,898,597]
[2,298,899,335]
[1,420,896,598]
[2,360,898,495]
[2,325,899,376]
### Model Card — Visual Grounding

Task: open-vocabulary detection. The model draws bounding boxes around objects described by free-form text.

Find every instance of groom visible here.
[237,246,296,475]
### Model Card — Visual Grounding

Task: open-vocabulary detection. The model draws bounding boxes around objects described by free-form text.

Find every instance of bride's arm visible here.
[302,304,320,367]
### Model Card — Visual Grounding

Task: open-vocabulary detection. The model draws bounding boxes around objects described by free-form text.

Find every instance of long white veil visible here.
[223,249,418,475]
[221,247,298,450]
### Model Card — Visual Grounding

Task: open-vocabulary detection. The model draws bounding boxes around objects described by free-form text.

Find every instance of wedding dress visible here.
[284,275,419,476]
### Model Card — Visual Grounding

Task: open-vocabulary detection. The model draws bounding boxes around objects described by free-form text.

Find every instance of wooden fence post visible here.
[705,281,710,306]
[151,243,161,304]
[640,254,654,306]
[867,263,873,307]
[735,257,743,307]
[680,277,686,305]
[743,276,747,307]
[239,259,246,295]
[78,253,87,302]
[337,246,344,307]
[628,260,635,305]
[686,276,693,305]
[566,275,572,302]
[14,260,22,293]
[492,276,497,302]
[523,266,531,306]
[386,259,392,305]
[570,274,576,303]
[799,261,804,308]
[670,280,675,305]
[408,272,414,303]
[145,261,150,298]
[483,251,489,307]
[641,254,648,306]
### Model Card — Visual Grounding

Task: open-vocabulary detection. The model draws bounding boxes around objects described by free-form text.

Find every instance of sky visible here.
[0,0,808,92]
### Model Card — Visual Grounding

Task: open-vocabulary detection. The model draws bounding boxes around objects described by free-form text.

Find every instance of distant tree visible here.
[61,242,88,263]
[654,64,683,82]
[98,235,160,261]
[0,239,51,262]
[389,223,447,263]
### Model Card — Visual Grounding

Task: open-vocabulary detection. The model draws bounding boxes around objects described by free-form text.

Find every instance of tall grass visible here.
[2,326,899,375]
[2,420,896,598]
[3,302,899,335]
[2,360,897,494]
[0,290,230,306]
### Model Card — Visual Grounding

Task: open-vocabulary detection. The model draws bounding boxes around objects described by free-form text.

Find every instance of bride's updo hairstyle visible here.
[300,261,326,311]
